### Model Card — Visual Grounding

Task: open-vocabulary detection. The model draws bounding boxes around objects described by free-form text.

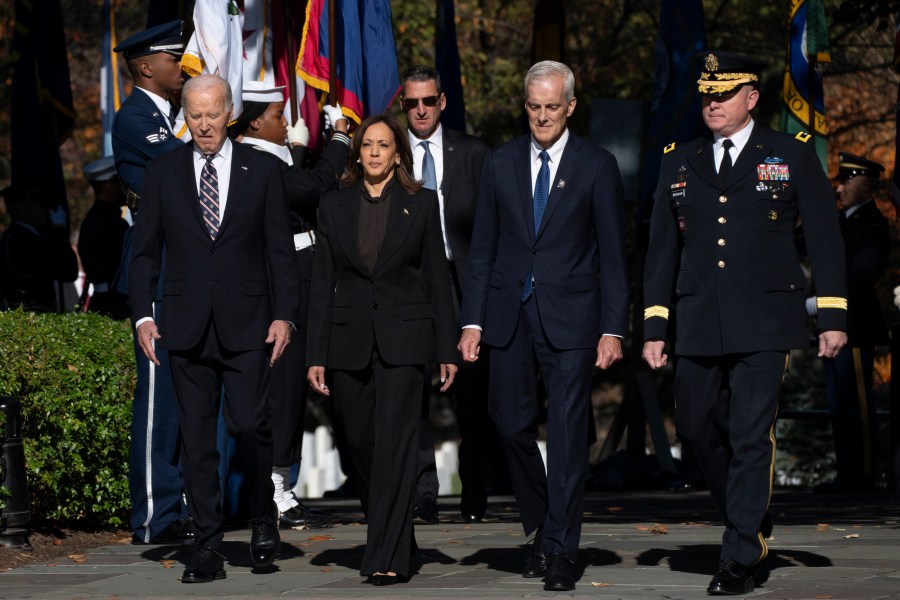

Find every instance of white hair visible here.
[524,61,575,101]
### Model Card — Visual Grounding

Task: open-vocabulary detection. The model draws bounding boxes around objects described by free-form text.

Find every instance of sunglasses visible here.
[401,95,440,110]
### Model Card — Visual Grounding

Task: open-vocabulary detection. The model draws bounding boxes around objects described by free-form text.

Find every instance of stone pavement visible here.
[2,490,899,599]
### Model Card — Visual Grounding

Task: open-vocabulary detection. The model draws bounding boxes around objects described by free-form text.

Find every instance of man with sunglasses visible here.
[400,65,495,525]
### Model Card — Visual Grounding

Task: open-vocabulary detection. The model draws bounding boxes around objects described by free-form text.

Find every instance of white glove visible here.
[805,296,818,316]
[894,286,900,310]
[323,103,345,129]
[287,118,310,146]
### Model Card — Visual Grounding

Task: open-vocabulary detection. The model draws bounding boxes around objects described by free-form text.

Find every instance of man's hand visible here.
[307,366,329,396]
[266,320,291,366]
[137,320,161,366]
[642,340,668,369]
[818,330,848,358]
[457,328,482,363]
[438,363,458,392]
[596,335,623,370]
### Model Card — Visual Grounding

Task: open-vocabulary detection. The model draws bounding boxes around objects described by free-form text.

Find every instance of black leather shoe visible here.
[707,558,754,595]
[250,520,281,568]
[413,495,439,525]
[365,573,407,586]
[543,552,577,591]
[522,528,547,578]
[132,518,197,545]
[460,490,487,523]
[182,545,226,583]
[279,504,334,529]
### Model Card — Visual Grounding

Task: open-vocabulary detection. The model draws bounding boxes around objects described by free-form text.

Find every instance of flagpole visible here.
[807,54,817,146]
[328,0,337,104]
[286,0,297,124]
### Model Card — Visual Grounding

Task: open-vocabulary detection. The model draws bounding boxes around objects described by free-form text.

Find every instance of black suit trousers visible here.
[674,351,787,567]
[331,347,424,578]
[489,296,594,560]
[168,316,276,548]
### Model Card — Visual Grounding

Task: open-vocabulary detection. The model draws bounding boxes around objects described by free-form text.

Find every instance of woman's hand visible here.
[438,363,458,392]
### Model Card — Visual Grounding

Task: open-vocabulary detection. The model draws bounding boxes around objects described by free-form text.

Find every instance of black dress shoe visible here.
[365,573,407,586]
[279,504,334,529]
[460,490,487,523]
[132,518,197,545]
[707,558,754,595]
[522,528,547,578]
[543,552,577,591]
[413,495,439,525]
[182,545,226,583]
[250,520,281,568]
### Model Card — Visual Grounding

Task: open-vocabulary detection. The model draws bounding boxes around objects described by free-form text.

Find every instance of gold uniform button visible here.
[718,216,727,224]
[718,260,725,268]
[718,195,727,203]
[717,238,726,246]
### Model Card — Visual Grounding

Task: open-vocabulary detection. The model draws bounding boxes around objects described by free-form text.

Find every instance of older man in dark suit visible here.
[401,65,495,524]
[459,60,629,592]
[130,74,299,583]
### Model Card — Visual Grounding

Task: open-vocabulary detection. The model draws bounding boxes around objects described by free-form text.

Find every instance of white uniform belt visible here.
[293,230,316,251]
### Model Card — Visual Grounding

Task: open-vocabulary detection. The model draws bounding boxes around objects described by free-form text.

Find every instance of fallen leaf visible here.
[67,554,85,560]
[67,364,78,372]
[843,534,860,539]
[160,560,176,565]
[46,563,58,567]
[321,568,332,572]
[815,595,833,599]
[650,525,668,535]
[113,537,132,544]
[52,539,62,546]
[308,535,333,541]
[817,523,830,528]
[163,564,174,569]
[591,582,611,587]
[447,540,464,544]
[852,525,862,529]
[606,506,623,512]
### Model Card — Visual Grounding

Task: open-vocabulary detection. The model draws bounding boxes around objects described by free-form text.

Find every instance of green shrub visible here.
[0,310,135,527]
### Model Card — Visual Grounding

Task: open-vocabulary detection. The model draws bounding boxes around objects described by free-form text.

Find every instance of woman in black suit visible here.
[307,115,458,584]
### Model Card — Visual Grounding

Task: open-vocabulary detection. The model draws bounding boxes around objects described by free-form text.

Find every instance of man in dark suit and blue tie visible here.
[458,60,629,592]
[130,74,299,583]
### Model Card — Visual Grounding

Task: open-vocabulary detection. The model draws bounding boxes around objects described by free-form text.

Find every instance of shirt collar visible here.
[530,127,569,165]
[135,86,174,124]
[240,137,291,165]
[713,118,754,153]
[193,137,232,162]
[845,198,872,219]
[408,124,443,151]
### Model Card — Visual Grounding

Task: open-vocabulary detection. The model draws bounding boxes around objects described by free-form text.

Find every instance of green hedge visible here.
[0,310,135,527]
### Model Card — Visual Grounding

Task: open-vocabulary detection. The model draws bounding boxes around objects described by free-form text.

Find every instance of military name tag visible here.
[671,188,685,199]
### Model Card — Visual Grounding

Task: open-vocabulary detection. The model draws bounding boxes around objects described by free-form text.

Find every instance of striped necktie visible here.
[199,154,220,239]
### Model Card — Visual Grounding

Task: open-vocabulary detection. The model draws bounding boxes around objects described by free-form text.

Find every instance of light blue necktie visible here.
[522,150,550,301]
[420,141,437,191]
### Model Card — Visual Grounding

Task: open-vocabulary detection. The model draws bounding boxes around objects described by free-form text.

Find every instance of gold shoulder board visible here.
[663,142,677,154]
[794,131,811,143]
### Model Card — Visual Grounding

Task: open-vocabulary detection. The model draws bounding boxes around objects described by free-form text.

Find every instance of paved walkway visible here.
[2,490,899,599]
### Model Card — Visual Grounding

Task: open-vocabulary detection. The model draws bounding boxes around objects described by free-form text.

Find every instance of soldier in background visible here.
[78,156,129,319]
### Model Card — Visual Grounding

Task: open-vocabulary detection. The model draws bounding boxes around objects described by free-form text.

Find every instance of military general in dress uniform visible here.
[642,51,848,595]
[811,153,890,493]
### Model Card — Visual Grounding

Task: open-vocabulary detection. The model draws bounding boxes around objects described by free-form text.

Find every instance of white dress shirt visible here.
[192,138,233,222]
[135,86,175,133]
[713,118,754,171]
[529,127,569,194]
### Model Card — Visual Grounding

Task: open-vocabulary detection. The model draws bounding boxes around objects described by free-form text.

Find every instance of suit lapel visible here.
[333,187,367,275]
[687,138,719,189]
[727,126,771,190]
[441,129,458,202]
[217,144,250,239]
[373,189,416,274]
[536,134,581,239]
[176,146,207,236]
[515,138,535,240]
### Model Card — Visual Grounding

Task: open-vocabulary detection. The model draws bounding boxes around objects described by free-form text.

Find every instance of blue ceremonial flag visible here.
[298,0,401,124]
[436,0,465,131]
[101,0,124,156]
[780,0,830,171]
[10,0,74,219]
[638,0,707,222]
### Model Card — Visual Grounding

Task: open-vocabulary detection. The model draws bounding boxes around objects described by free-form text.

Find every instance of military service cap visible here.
[696,51,765,97]
[836,152,884,182]
[242,81,286,104]
[83,156,118,183]
[114,20,184,61]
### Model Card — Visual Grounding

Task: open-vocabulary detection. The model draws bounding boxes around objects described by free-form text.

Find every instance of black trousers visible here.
[168,316,276,548]
[488,296,594,560]
[824,345,877,483]
[674,351,787,567]
[331,347,424,577]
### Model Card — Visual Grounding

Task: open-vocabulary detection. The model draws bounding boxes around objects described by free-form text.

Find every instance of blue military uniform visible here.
[111,20,193,545]
[643,52,847,592]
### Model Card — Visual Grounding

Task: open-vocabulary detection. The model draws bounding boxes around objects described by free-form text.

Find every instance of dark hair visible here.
[227,100,269,139]
[402,65,442,95]
[341,115,421,195]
